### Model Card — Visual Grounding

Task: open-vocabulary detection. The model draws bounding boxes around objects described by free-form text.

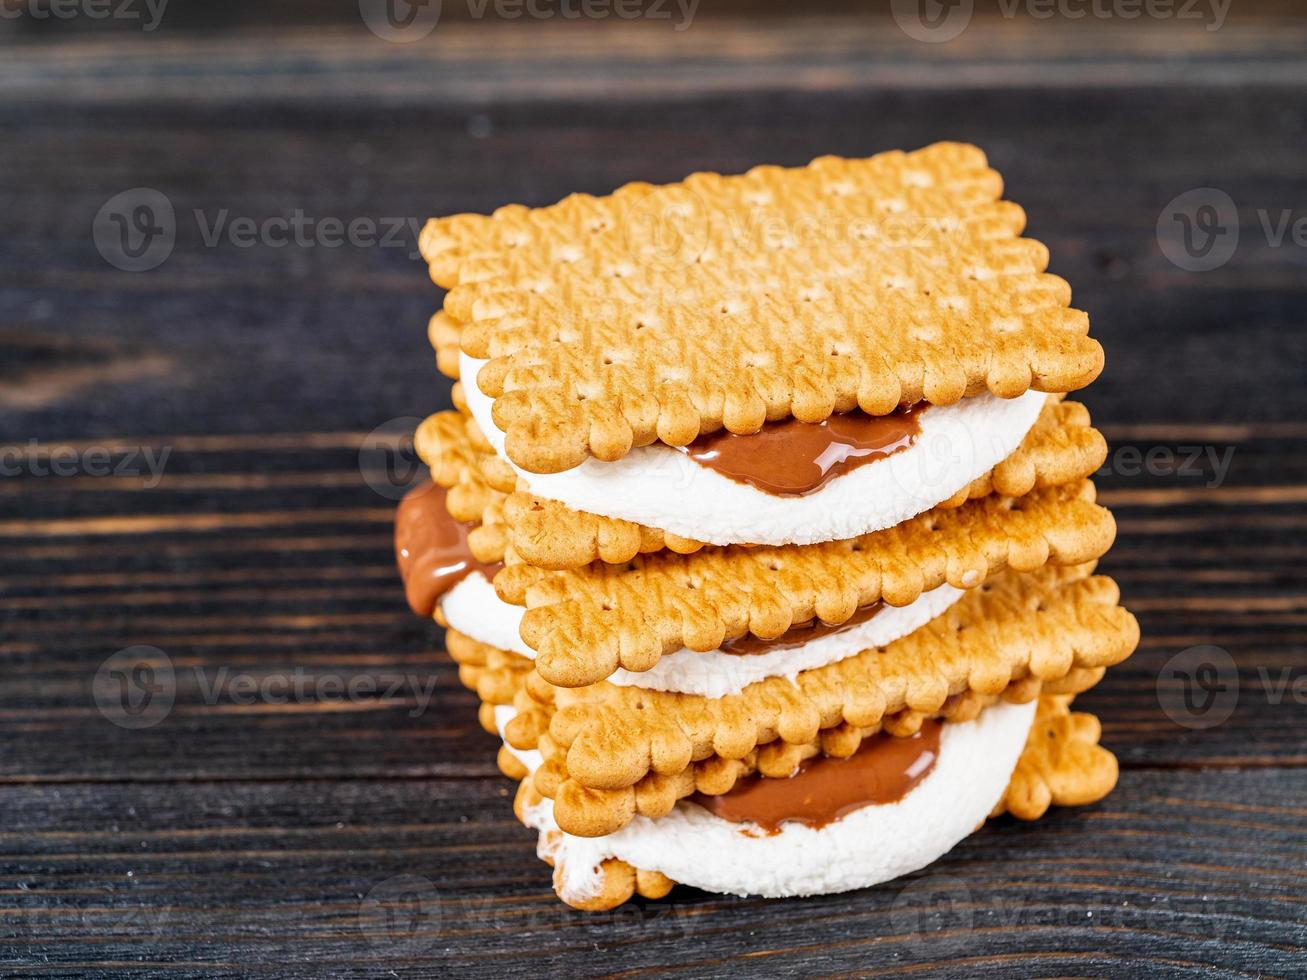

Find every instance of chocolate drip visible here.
[718,601,885,655]
[689,719,942,833]
[394,481,503,617]
[676,404,924,497]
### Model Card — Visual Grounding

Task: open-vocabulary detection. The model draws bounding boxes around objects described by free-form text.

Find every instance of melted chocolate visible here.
[394,481,503,617]
[689,719,942,833]
[677,405,924,497]
[718,601,885,655]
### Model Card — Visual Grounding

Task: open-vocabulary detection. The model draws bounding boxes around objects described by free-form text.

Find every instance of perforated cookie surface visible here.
[420,142,1102,473]
[500,564,1137,834]
[502,479,1116,687]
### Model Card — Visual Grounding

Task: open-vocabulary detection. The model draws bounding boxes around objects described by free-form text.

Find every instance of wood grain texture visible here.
[1,4,1305,976]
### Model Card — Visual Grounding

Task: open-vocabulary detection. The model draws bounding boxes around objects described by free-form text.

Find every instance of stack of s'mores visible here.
[398,143,1139,910]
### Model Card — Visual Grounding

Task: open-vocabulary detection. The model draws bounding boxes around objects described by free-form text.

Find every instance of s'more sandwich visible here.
[396,142,1139,910]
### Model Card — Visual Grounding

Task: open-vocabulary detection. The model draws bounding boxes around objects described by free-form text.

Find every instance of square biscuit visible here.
[500,563,1137,836]
[420,142,1101,474]
[508,694,1118,911]
[504,479,1116,688]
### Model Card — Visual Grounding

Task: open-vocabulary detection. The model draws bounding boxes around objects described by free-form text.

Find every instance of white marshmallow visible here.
[442,573,525,656]
[497,699,1036,902]
[461,352,1045,548]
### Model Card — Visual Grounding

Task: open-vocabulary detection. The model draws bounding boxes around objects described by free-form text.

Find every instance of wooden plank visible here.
[4,10,1307,105]
[0,770,1303,977]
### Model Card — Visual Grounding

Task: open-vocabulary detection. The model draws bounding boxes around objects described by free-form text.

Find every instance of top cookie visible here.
[420,142,1102,474]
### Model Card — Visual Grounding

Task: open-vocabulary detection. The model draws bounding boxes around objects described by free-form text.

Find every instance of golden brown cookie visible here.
[506,694,1117,911]
[470,631,1087,807]
[428,310,464,381]
[420,142,1100,473]
[462,586,1128,899]
[511,779,676,911]
[442,621,532,709]
[479,563,1137,836]
[994,694,1119,820]
[504,480,1116,688]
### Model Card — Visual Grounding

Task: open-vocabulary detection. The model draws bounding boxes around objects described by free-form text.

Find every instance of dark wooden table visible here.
[2,4,1305,976]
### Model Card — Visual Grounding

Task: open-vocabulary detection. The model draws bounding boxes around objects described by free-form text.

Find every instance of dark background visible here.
[2,1,1305,976]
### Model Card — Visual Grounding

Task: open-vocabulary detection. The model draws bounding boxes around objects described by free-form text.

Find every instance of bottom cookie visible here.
[492,695,1115,910]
